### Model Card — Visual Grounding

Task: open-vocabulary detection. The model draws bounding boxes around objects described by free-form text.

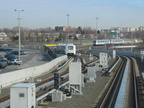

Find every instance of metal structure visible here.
[54,72,60,90]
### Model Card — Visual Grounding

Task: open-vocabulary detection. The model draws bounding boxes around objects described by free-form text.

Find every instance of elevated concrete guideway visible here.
[110,45,137,49]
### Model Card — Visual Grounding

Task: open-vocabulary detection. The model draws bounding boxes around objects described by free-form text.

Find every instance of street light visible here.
[131,32,133,52]
[96,17,99,39]
[96,17,99,30]
[66,14,69,43]
[15,9,24,60]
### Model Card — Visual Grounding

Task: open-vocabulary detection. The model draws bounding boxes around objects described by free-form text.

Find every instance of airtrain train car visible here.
[56,43,76,56]
[93,39,124,46]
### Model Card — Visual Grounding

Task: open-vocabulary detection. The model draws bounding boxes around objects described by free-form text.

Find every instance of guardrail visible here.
[108,56,121,73]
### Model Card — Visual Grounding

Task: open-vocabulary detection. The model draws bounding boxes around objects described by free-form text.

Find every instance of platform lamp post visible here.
[15,9,24,60]
[66,14,69,43]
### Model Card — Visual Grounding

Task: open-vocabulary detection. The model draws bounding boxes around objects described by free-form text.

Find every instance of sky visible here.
[0,0,144,29]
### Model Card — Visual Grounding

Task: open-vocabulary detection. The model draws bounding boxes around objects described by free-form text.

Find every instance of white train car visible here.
[66,44,76,55]
[93,39,110,46]
[110,39,124,44]
[93,39,124,46]
[56,43,76,56]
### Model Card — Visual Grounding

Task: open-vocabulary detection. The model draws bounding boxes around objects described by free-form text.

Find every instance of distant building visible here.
[122,27,136,32]
[0,32,7,41]
[139,26,144,31]
[129,27,136,32]
[55,26,77,32]
[55,26,66,32]
[122,27,129,32]
[110,27,137,32]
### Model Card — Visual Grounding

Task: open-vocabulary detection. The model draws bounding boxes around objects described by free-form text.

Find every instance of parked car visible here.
[7,60,13,65]
[11,51,18,55]
[0,48,5,51]
[11,50,26,55]
[0,59,13,65]
[0,62,6,69]
[4,49,13,54]
[0,59,8,66]
[5,54,17,60]
[0,56,5,60]
[11,59,22,65]
[20,50,26,55]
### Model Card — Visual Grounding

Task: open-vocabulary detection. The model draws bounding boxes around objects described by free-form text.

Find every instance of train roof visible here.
[57,43,75,46]
[94,39,110,41]
[110,39,124,40]
[94,39,124,41]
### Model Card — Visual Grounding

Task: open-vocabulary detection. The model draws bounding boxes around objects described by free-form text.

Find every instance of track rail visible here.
[125,57,139,108]
[94,57,126,108]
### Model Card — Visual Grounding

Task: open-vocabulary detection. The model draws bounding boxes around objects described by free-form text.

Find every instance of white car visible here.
[11,59,22,65]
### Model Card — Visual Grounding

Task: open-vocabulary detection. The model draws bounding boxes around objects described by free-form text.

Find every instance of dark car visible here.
[20,50,26,55]
[0,60,8,66]
[0,56,5,60]
[0,59,13,65]
[7,60,13,65]
[11,50,26,55]
[11,51,18,55]
[5,54,17,60]
[0,48,5,51]
[0,62,6,69]
[4,49,13,54]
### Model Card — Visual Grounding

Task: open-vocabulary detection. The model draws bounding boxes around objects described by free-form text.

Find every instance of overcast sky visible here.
[0,0,144,29]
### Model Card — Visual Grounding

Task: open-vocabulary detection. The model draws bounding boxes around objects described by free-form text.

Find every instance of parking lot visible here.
[0,47,50,73]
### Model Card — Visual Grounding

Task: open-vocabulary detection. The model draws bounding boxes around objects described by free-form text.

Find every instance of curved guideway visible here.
[114,57,130,108]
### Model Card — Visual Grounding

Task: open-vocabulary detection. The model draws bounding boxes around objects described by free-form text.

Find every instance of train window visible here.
[68,46,73,50]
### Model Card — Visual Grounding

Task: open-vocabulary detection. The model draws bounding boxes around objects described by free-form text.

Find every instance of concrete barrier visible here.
[0,55,67,88]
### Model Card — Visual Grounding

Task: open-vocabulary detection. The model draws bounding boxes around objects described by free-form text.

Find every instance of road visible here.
[0,48,50,73]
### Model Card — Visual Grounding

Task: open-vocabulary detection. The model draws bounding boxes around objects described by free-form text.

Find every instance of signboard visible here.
[110,32,117,35]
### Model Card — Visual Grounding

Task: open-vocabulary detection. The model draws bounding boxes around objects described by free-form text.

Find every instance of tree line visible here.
[0,26,144,43]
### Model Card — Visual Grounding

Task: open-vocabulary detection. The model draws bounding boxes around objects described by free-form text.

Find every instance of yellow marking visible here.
[82,43,93,45]
[44,44,57,46]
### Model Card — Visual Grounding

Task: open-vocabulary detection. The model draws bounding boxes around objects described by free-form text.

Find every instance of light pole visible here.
[96,17,99,39]
[15,9,24,60]
[66,14,69,43]
[131,32,133,52]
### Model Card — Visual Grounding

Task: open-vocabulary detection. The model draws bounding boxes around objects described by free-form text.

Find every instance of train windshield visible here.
[67,46,73,50]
